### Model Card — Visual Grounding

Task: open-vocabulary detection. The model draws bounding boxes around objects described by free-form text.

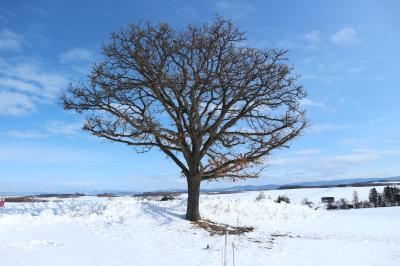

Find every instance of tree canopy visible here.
[62,17,307,220]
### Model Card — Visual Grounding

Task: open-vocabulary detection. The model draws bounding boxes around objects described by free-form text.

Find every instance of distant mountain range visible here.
[135,176,400,196]
[283,176,400,187]
[199,176,400,194]
[2,176,400,197]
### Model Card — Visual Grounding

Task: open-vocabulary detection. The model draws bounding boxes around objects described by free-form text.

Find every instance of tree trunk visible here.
[186,177,201,221]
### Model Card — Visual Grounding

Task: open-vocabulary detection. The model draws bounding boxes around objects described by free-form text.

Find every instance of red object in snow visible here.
[0,199,5,207]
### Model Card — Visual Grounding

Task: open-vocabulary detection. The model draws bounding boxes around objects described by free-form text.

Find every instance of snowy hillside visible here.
[1,186,399,266]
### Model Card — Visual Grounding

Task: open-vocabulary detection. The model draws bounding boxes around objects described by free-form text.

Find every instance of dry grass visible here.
[193,219,254,236]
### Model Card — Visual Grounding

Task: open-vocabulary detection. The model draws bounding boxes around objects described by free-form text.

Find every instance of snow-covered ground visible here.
[1,186,399,266]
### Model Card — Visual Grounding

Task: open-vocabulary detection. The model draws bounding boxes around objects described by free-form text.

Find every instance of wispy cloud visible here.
[0,29,22,51]
[0,91,36,116]
[301,98,336,112]
[181,7,197,17]
[0,145,92,164]
[300,27,360,49]
[340,137,400,147]
[3,130,48,139]
[215,1,254,19]
[301,98,326,108]
[0,57,69,116]
[270,149,400,166]
[308,123,353,133]
[331,27,360,45]
[59,48,95,63]
[0,77,42,94]
[303,30,321,44]
[46,120,82,135]
[347,66,364,73]
[267,148,400,182]
[2,120,82,139]
[0,59,68,100]
[294,148,321,156]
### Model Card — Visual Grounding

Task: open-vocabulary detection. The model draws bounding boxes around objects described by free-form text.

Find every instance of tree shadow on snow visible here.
[140,201,185,225]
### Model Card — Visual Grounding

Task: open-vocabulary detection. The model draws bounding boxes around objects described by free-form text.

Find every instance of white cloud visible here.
[294,149,321,156]
[326,150,380,164]
[0,91,36,116]
[303,30,321,44]
[266,148,400,182]
[0,77,41,94]
[301,98,326,108]
[181,7,197,17]
[0,29,22,51]
[340,135,400,148]
[327,149,399,165]
[3,130,48,139]
[0,146,91,164]
[308,123,353,133]
[2,120,82,139]
[59,48,94,63]
[0,60,68,100]
[246,39,271,49]
[46,120,82,135]
[347,66,364,73]
[215,1,254,19]
[0,57,69,116]
[216,0,230,9]
[271,149,400,166]
[331,27,360,45]
[304,57,314,63]
[301,74,318,80]
[301,98,336,112]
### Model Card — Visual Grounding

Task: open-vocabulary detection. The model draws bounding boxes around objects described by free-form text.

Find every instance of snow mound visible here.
[0,194,327,228]
[199,195,328,225]
[0,197,142,226]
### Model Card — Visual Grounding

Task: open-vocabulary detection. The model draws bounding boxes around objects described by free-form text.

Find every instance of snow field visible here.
[0,186,399,266]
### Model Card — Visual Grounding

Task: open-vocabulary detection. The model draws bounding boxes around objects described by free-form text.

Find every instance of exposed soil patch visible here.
[193,219,254,236]
[270,233,300,239]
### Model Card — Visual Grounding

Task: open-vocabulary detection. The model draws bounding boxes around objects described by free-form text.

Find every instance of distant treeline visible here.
[323,185,400,210]
[279,182,400,190]
[368,186,400,207]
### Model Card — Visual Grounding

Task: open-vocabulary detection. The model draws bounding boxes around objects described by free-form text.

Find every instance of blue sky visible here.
[1,0,400,192]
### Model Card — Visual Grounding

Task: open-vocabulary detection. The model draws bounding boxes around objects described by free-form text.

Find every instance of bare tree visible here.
[62,17,307,221]
[352,191,360,208]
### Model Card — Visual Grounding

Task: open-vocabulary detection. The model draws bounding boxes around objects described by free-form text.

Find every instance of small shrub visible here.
[160,195,175,201]
[301,198,309,205]
[337,198,349,209]
[362,200,370,208]
[255,192,266,201]
[301,198,314,208]
[275,195,290,204]
[326,203,337,210]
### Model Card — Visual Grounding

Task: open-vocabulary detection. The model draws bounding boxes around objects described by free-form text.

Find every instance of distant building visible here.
[321,197,335,204]
[321,197,335,210]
